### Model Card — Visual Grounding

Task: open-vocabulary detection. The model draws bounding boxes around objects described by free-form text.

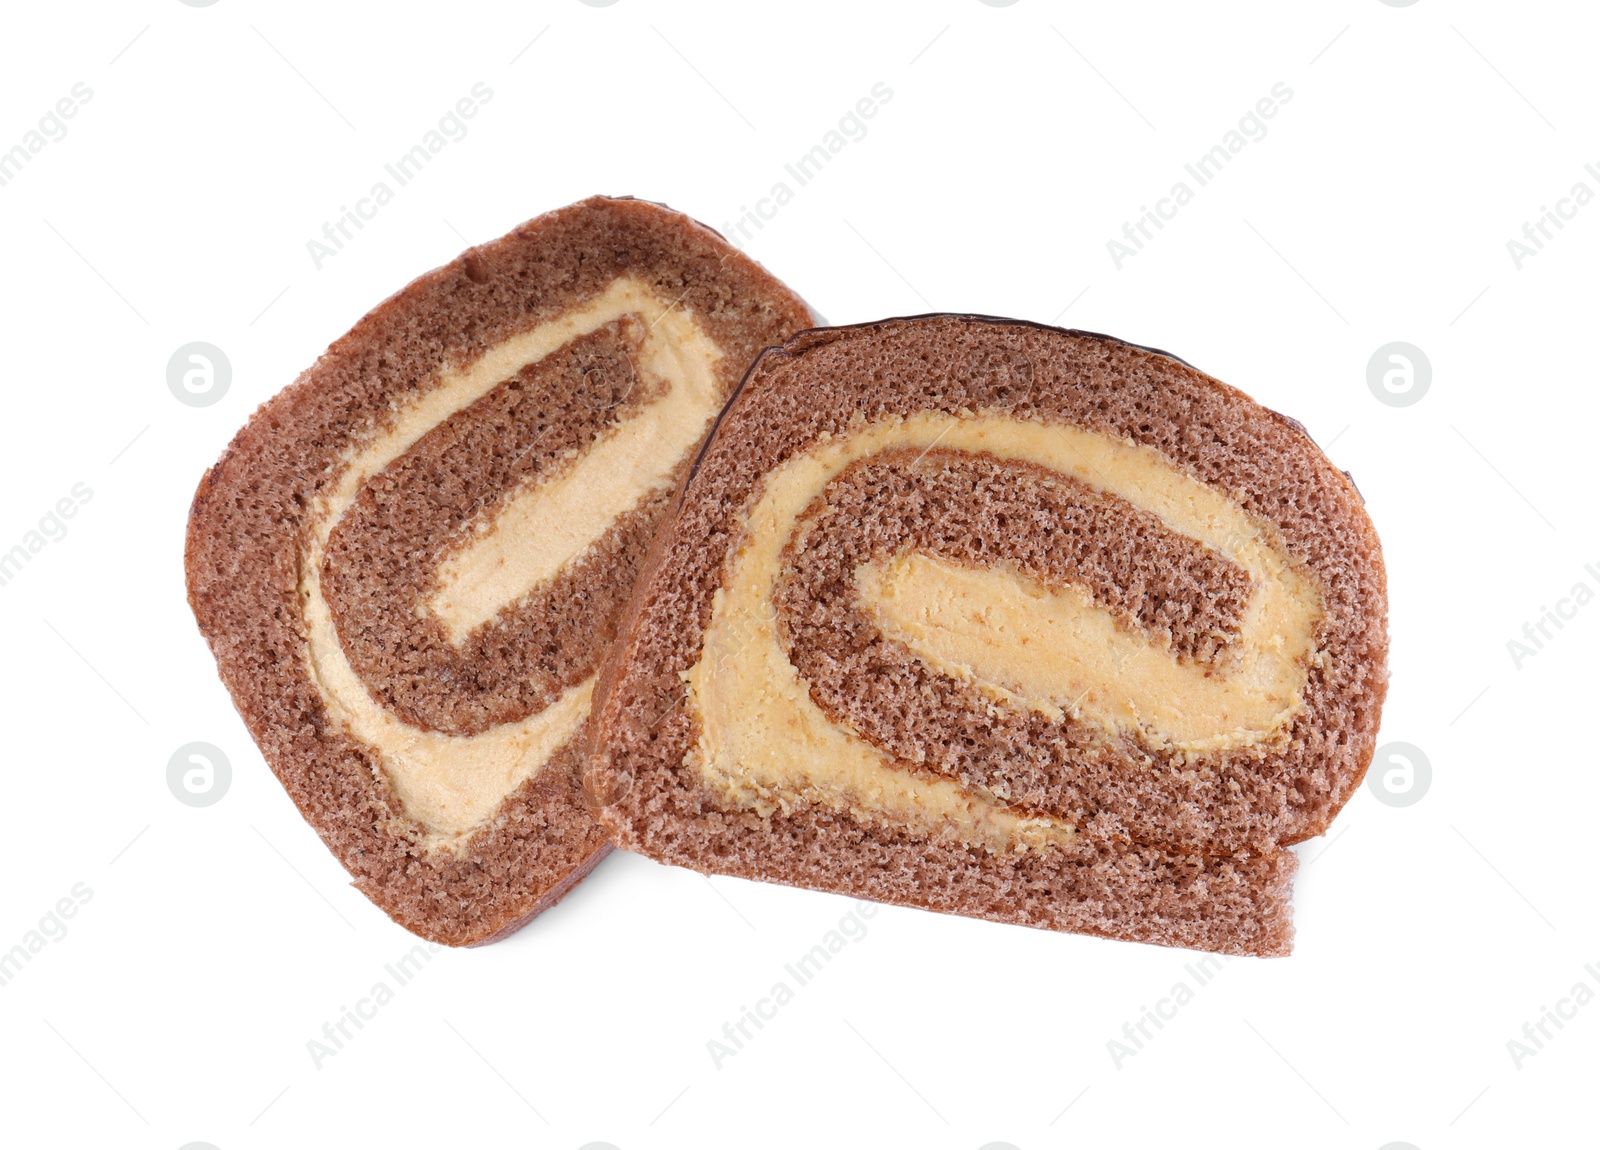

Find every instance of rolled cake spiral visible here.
[185,197,812,945]
[588,317,1388,956]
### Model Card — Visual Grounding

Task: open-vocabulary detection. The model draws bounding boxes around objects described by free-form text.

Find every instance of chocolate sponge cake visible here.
[587,317,1388,956]
[185,197,813,945]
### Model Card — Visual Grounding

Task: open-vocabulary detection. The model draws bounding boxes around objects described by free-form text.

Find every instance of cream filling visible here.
[300,276,724,851]
[856,549,1308,751]
[684,411,1322,853]
[429,317,725,642]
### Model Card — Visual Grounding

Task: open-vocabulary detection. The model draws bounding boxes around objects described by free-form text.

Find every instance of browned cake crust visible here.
[586,317,1388,957]
[185,196,813,945]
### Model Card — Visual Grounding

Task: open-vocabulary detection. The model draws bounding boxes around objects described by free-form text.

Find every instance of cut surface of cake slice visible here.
[587,316,1388,956]
[185,196,813,945]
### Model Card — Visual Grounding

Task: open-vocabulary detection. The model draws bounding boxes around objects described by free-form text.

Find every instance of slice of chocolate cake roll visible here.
[587,317,1388,956]
[185,197,813,945]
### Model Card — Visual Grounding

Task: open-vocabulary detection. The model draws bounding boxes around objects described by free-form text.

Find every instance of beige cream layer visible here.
[300,277,724,851]
[430,314,725,641]
[684,410,1322,853]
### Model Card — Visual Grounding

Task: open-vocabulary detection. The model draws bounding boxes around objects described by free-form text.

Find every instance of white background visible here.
[1,1,1595,1147]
